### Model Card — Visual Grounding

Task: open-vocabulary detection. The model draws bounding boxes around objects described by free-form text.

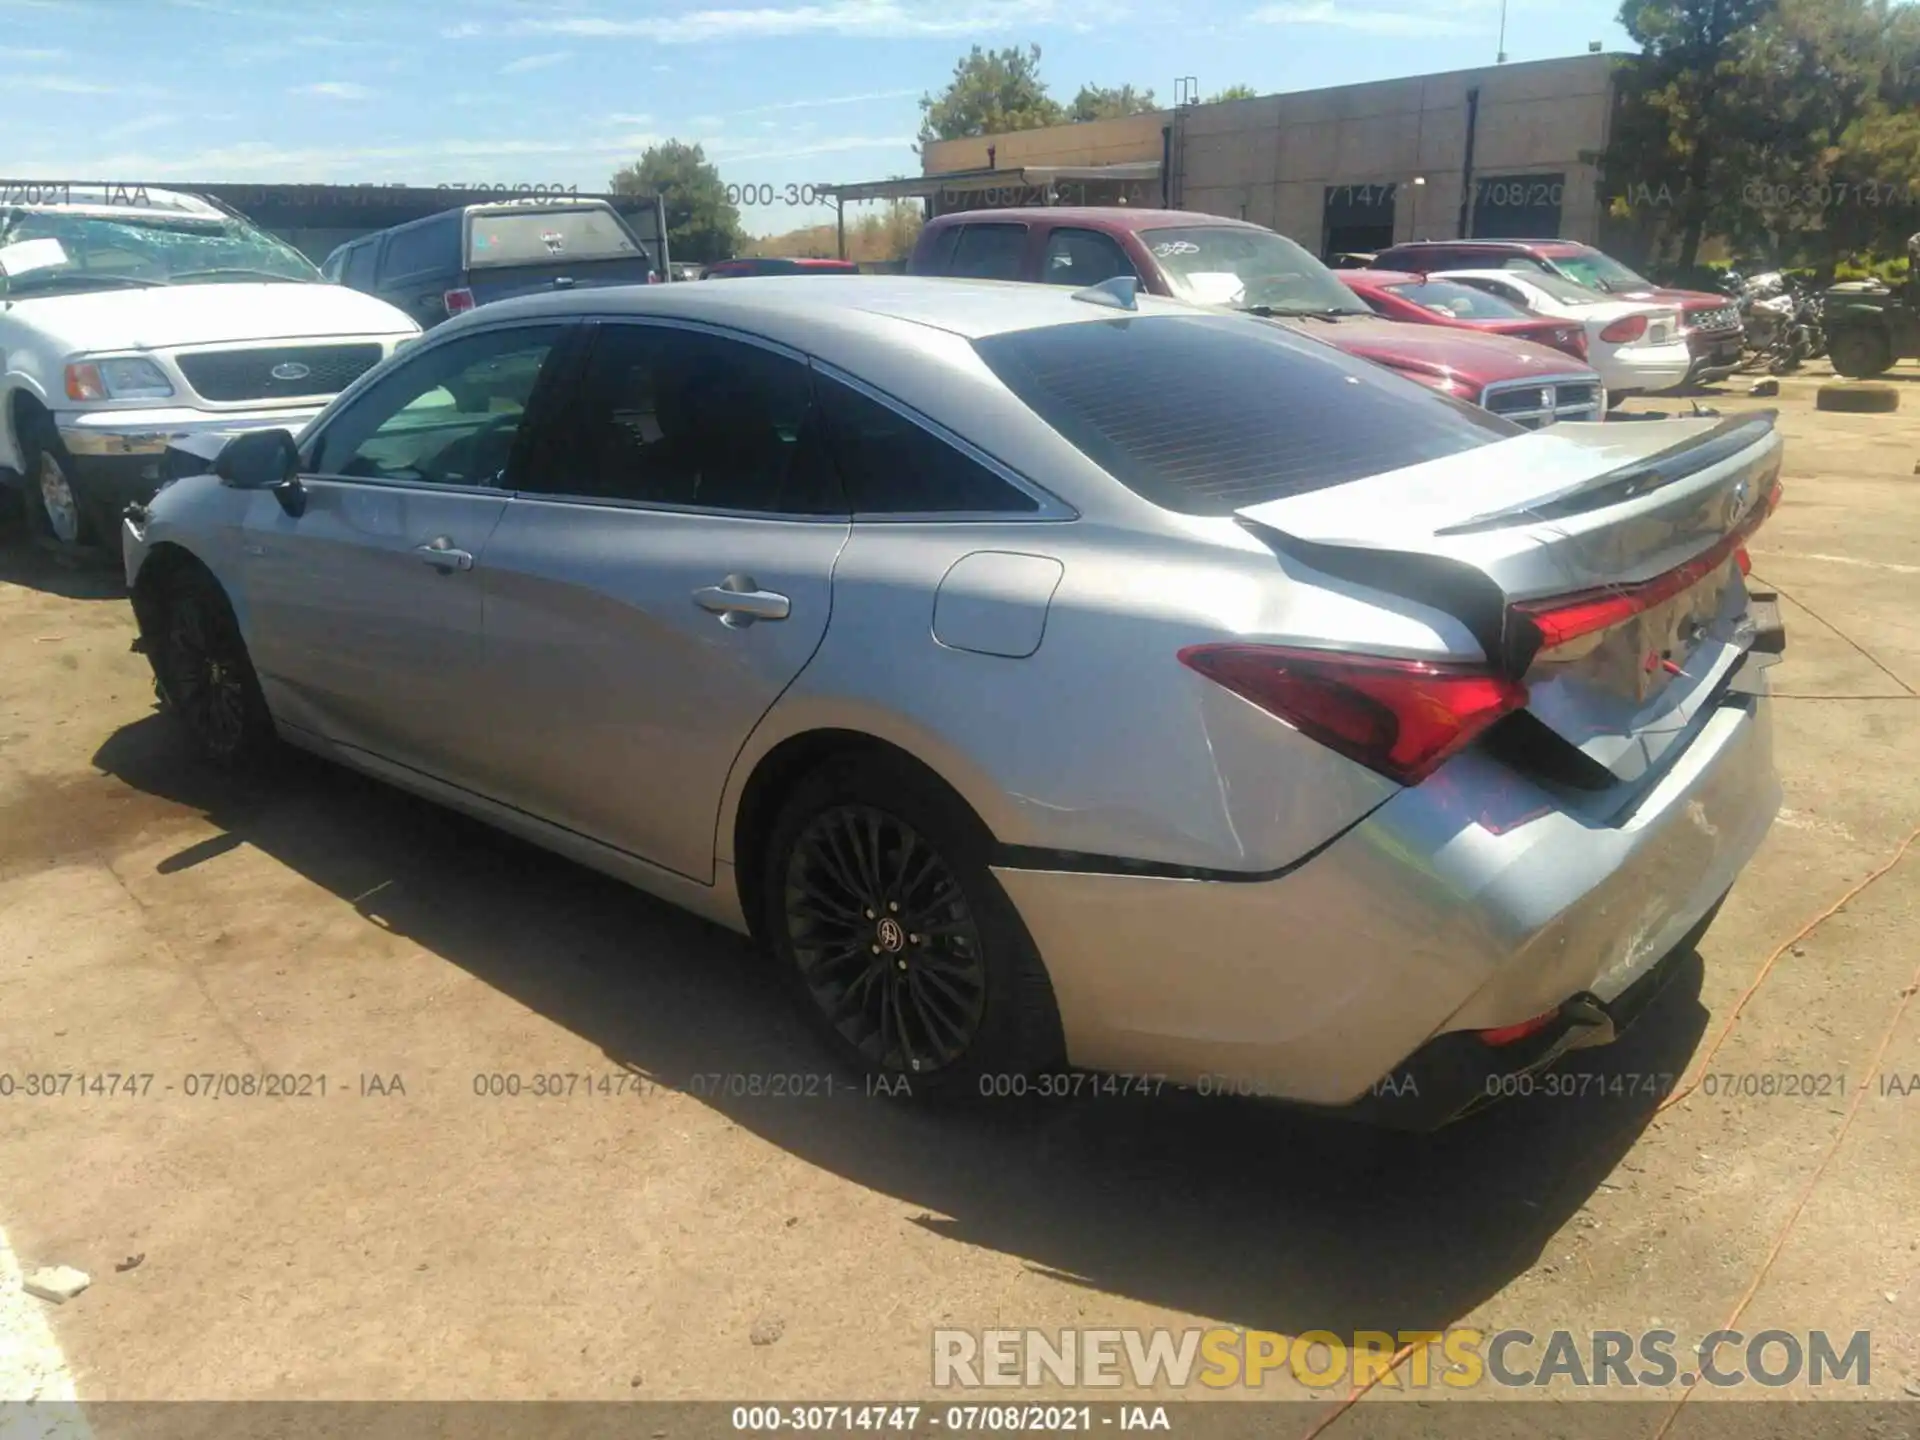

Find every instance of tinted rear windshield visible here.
[467,207,642,267]
[972,313,1517,516]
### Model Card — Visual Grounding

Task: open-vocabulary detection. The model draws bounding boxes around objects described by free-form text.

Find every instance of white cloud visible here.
[444,0,1058,43]
[734,87,920,114]
[1249,0,1483,33]
[102,112,180,140]
[499,50,573,73]
[293,81,375,100]
[1,74,168,97]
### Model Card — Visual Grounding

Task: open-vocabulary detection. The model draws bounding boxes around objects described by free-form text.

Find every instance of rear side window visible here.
[947,224,1027,281]
[1041,228,1137,287]
[973,314,1516,516]
[814,373,1039,516]
[381,217,455,280]
[468,206,642,267]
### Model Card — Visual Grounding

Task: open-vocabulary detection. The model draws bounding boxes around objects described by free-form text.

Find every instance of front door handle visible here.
[693,575,790,627]
[416,538,474,572]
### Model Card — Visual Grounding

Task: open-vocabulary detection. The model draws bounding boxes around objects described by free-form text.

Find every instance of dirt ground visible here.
[1,361,1917,1424]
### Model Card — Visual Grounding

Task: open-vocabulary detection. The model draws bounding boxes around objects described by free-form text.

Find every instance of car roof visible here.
[925,206,1266,234]
[2,184,227,222]
[460,272,1201,340]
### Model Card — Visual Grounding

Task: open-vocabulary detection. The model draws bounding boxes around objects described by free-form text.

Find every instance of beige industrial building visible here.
[826,52,1622,260]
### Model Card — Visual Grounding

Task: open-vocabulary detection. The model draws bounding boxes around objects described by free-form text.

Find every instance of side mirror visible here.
[214,428,305,516]
[215,428,299,488]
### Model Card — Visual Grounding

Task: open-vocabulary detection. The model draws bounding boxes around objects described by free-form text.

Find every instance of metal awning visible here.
[818,159,1160,204]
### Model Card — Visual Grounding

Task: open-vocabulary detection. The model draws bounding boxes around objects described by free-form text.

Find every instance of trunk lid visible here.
[1235,413,1784,782]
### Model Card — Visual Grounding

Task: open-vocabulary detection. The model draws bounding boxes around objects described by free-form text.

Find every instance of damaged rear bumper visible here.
[991,668,1780,1125]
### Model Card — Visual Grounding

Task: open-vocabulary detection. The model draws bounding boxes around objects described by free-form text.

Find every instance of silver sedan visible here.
[122,275,1786,1127]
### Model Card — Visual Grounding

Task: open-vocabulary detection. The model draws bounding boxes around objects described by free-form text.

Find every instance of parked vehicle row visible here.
[123,275,1787,1128]
[1369,238,1748,387]
[906,209,1610,425]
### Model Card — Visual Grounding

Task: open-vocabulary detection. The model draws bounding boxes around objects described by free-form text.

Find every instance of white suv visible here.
[1,185,419,561]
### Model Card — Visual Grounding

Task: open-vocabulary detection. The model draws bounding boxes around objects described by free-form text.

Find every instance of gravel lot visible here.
[1,362,1916,1425]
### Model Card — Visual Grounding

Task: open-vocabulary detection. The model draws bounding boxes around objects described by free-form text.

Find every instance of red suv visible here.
[1370,239,1744,386]
[908,209,1606,427]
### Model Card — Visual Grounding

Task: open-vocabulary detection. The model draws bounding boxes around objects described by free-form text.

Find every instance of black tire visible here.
[760,751,1066,1102]
[146,562,277,768]
[1828,327,1893,379]
[17,409,100,561]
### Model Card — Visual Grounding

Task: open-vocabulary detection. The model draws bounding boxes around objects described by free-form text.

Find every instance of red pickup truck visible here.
[907,208,1606,427]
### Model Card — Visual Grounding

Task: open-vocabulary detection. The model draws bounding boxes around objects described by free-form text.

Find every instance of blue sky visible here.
[4,0,1635,235]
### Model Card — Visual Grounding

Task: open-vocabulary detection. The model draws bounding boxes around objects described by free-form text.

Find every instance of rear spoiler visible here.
[1434,411,1778,534]
[1238,410,1782,677]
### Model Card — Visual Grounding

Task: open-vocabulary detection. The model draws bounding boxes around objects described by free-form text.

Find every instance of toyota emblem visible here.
[270,361,312,382]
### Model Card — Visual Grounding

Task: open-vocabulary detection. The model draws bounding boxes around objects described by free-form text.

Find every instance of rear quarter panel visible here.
[723,518,1456,876]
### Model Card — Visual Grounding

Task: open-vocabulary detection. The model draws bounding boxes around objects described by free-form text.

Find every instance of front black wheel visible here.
[148,564,276,768]
[1828,327,1892,379]
[762,754,1065,1100]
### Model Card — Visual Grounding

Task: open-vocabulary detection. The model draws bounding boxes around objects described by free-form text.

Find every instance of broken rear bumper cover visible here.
[991,668,1780,1129]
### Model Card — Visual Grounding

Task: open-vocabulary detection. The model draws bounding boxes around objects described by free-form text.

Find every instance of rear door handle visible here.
[416,538,474,572]
[693,577,790,626]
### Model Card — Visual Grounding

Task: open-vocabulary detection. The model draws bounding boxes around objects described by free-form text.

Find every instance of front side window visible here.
[974,313,1516,516]
[529,324,841,515]
[309,324,565,485]
[1140,226,1368,316]
[342,242,378,289]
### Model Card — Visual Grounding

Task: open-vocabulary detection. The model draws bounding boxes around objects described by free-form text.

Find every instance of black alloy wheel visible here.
[761,752,1066,1099]
[150,567,275,767]
[783,803,989,1074]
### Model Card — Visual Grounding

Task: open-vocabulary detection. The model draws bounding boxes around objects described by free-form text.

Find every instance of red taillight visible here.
[1516,478,1783,651]
[645,270,663,284]
[1479,1010,1560,1046]
[1176,645,1529,786]
[1599,313,1648,344]
[444,287,476,315]
[1736,546,1752,575]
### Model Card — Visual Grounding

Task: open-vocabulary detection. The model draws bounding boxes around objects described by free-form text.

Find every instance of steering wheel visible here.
[423,411,523,485]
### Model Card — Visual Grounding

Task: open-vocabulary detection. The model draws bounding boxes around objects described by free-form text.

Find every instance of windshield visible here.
[1384,278,1529,320]
[1141,226,1368,314]
[0,210,318,294]
[1549,248,1652,293]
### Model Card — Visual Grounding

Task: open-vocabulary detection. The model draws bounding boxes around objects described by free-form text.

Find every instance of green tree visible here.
[610,140,742,264]
[1067,83,1159,122]
[1613,0,1779,270]
[918,44,1065,144]
[1205,84,1259,102]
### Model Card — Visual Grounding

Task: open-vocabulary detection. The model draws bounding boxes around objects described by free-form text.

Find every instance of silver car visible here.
[122,276,1787,1128]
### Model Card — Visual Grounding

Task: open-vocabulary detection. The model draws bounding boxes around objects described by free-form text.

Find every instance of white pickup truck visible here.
[1,185,419,561]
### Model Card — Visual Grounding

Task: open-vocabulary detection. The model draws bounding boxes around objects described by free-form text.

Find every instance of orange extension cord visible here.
[1296,823,1920,1440]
